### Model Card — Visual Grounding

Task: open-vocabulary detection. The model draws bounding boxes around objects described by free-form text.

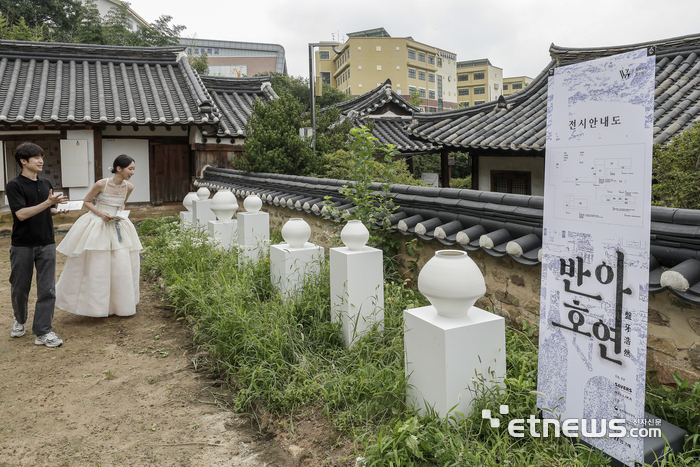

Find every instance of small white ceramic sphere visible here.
[341,220,370,251]
[210,189,238,221]
[243,194,262,213]
[281,218,311,248]
[417,250,486,319]
[183,192,198,212]
[196,186,210,200]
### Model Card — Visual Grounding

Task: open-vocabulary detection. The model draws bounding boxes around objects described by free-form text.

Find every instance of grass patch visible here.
[139,216,700,466]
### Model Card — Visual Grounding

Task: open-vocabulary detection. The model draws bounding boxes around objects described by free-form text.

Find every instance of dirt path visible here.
[0,235,297,467]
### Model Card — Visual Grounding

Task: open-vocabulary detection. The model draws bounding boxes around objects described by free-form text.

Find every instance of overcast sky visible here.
[131,0,699,80]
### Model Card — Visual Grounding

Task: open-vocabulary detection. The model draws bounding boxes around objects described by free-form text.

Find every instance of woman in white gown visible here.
[56,155,142,317]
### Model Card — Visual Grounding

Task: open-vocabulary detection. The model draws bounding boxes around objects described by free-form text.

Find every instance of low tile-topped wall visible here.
[263,203,700,385]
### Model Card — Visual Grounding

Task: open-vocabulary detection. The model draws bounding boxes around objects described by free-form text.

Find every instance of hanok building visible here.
[320,79,440,170]
[407,33,700,196]
[315,28,458,112]
[0,40,277,207]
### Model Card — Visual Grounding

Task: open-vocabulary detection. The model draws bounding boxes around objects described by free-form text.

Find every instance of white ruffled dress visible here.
[56,189,142,317]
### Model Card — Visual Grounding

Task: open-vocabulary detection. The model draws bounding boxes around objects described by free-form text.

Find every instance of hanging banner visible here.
[538,48,656,465]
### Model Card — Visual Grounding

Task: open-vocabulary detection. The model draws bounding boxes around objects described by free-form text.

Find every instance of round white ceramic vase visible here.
[183,192,198,212]
[341,220,370,251]
[417,250,486,319]
[243,194,262,213]
[196,186,210,200]
[210,189,238,221]
[281,218,311,248]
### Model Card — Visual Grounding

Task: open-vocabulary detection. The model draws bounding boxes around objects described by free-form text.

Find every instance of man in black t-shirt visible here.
[7,143,67,347]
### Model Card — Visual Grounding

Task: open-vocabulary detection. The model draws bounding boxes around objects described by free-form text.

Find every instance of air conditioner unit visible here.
[299,127,314,139]
[494,83,499,89]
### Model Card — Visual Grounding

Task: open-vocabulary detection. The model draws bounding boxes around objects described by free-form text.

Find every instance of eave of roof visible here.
[408,32,700,152]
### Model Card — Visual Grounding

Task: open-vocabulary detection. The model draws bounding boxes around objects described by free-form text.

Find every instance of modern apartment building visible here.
[503,76,534,96]
[315,28,458,112]
[455,59,503,108]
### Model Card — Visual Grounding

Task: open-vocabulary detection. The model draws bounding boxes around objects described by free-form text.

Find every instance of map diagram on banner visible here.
[548,143,646,227]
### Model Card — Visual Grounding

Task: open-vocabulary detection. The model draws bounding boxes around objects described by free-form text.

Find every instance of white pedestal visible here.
[192,199,216,228]
[180,211,193,230]
[330,247,384,346]
[208,220,237,249]
[237,212,269,263]
[404,306,506,418]
[270,243,324,298]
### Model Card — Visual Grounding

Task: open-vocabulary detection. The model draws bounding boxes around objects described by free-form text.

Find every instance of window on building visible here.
[408,49,416,60]
[429,90,436,99]
[408,85,416,94]
[377,65,382,71]
[491,171,531,195]
[512,82,523,90]
[458,74,469,82]
[474,100,486,104]
[473,72,485,80]
[408,68,416,79]
[437,75,442,97]
[319,51,330,60]
[458,88,469,96]
[418,52,426,62]
[428,55,435,65]
[461,102,469,108]
[437,57,442,67]
[474,87,486,95]
[503,84,509,90]
[320,72,330,85]
[428,73,435,83]
[419,88,426,97]
[376,46,381,51]
[429,107,437,113]
[418,70,426,81]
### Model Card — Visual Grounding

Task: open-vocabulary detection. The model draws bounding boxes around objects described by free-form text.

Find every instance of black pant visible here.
[9,244,56,336]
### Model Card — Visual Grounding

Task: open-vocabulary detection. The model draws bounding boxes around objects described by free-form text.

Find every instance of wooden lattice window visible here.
[491,170,531,195]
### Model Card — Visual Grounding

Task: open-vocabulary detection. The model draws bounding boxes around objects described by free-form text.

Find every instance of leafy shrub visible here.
[652,123,700,209]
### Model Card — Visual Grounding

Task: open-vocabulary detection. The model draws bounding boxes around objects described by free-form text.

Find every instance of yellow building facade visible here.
[315,29,458,112]
[503,76,534,97]
[455,59,504,108]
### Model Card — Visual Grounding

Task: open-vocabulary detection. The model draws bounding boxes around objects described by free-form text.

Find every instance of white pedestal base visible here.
[270,243,324,298]
[404,306,506,418]
[238,212,270,264]
[192,199,216,228]
[208,220,237,249]
[180,211,193,230]
[330,247,384,347]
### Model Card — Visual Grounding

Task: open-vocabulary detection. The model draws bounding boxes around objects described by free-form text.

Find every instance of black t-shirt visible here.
[6,174,56,247]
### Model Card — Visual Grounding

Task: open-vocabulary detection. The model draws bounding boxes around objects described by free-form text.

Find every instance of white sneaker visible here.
[11,319,25,338]
[34,331,63,348]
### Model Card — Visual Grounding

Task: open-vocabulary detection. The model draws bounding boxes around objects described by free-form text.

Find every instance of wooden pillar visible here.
[470,153,479,190]
[440,150,450,188]
[93,127,102,181]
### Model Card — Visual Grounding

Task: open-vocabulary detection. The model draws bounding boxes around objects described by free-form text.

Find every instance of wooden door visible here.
[150,143,190,204]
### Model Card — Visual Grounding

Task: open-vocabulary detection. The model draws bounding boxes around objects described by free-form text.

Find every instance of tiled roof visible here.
[199,76,278,137]
[322,79,420,117]
[355,117,436,153]
[322,79,439,154]
[196,167,700,305]
[0,40,216,127]
[408,32,700,151]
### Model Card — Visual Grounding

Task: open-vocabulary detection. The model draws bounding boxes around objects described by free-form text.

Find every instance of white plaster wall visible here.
[102,139,150,203]
[65,130,95,201]
[478,156,545,196]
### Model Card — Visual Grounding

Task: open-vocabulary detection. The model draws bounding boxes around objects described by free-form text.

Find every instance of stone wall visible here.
[263,204,700,385]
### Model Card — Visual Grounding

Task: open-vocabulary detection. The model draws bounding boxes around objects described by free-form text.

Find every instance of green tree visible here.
[0,0,82,33]
[133,14,185,47]
[10,17,32,41]
[242,93,320,176]
[408,88,423,108]
[0,14,8,39]
[652,123,700,209]
[256,72,350,110]
[103,1,135,46]
[188,52,209,75]
[76,0,104,45]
